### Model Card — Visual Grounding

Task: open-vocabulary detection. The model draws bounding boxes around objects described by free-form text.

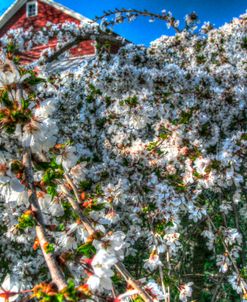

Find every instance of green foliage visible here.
[146,141,163,155]
[94,183,103,195]
[146,141,158,151]
[77,242,96,257]
[41,158,64,199]
[42,162,63,185]
[0,90,32,133]
[36,292,64,302]
[155,221,165,235]
[21,70,46,86]
[172,110,193,125]
[44,243,55,254]
[95,117,107,127]
[57,223,65,232]
[142,203,156,214]
[4,124,16,134]
[158,126,172,139]
[47,186,57,198]
[199,122,211,137]
[133,298,144,302]
[10,160,23,173]
[241,133,247,140]
[241,37,247,49]
[57,201,79,222]
[166,173,187,192]
[62,280,77,301]
[193,170,204,179]
[11,108,31,123]
[119,96,138,107]
[13,56,20,65]
[0,91,12,107]
[105,96,113,107]
[60,201,78,221]
[162,91,172,103]
[86,84,102,103]
[188,145,202,161]
[195,39,206,52]
[100,170,110,180]
[78,179,92,191]
[18,212,36,231]
[83,197,106,213]
[240,267,247,279]
[196,54,207,64]
[21,98,30,110]
[6,42,17,54]
[205,159,221,173]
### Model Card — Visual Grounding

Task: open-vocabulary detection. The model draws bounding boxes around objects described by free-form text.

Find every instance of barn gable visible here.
[0,0,93,34]
[0,0,96,63]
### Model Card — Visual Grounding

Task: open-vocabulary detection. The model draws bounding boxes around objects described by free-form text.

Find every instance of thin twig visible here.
[211,275,224,302]
[159,265,168,302]
[207,216,247,295]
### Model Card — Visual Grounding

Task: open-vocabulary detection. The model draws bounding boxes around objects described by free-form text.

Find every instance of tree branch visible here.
[23,148,67,291]
[44,31,127,64]
[63,173,153,302]
[95,8,181,33]
[4,57,68,291]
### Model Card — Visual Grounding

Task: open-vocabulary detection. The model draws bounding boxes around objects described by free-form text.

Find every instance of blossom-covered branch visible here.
[95,8,181,32]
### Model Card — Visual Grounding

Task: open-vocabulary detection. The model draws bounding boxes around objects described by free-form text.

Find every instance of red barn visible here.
[0,0,97,64]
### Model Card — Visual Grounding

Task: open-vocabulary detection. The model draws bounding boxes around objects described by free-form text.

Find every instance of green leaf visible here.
[79,179,92,191]
[23,70,46,86]
[6,42,17,54]
[96,117,107,128]
[133,298,144,302]
[95,183,103,195]
[90,203,105,211]
[47,185,57,199]
[77,242,96,257]
[158,126,171,139]
[57,224,65,231]
[54,293,64,302]
[21,98,30,110]
[42,168,63,185]
[50,158,61,169]
[241,133,247,141]
[67,279,75,290]
[0,91,12,107]
[44,243,55,254]
[18,212,36,230]
[120,96,138,107]
[241,36,247,49]
[146,141,158,151]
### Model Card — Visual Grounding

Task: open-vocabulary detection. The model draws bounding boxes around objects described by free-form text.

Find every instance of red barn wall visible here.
[0,0,95,63]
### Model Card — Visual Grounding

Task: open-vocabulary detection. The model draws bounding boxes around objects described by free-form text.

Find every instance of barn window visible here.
[26,1,38,17]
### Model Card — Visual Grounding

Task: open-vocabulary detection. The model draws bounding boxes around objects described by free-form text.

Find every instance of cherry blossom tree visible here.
[0,8,247,302]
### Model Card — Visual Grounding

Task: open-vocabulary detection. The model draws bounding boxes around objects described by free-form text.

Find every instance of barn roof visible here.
[0,0,94,30]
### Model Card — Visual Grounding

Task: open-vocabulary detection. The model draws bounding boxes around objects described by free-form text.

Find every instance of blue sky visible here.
[1,0,246,45]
